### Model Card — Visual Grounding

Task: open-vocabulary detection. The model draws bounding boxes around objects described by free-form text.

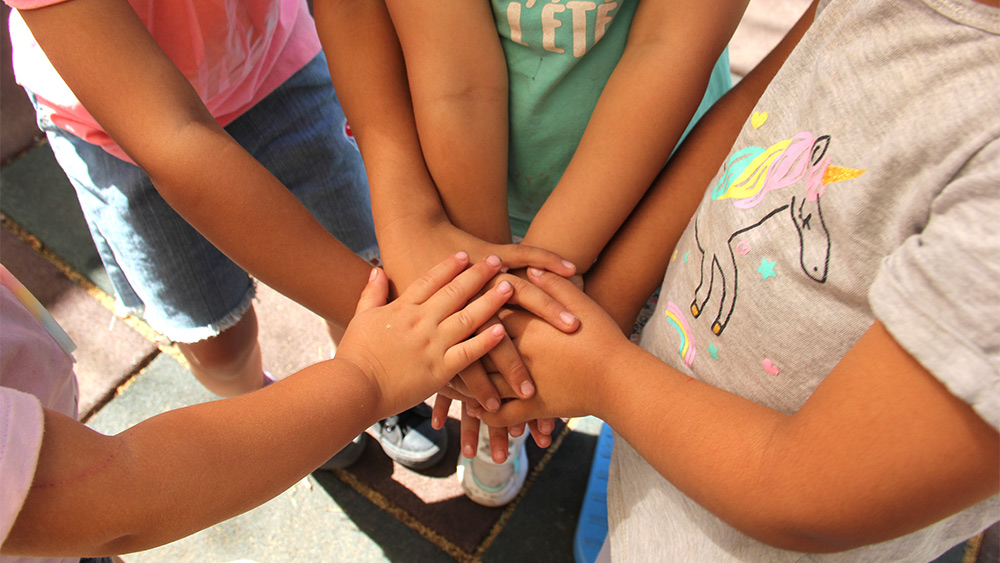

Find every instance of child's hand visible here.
[472,268,633,427]
[336,252,513,420]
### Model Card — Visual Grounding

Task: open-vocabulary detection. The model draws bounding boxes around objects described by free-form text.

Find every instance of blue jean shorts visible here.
[36,53,378,343]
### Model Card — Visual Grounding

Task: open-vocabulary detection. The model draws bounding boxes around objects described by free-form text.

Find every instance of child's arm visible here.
[520,0,751,271]
[479,271,1000,552]
[19,0,371,327]
[383,0,512,244]
[586,0,819,332]
[2,253,511,556]
[314,0,554,286]
[314,0,578,425]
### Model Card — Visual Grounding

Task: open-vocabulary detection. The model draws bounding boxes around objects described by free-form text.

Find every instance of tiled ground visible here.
[2,0,996,561]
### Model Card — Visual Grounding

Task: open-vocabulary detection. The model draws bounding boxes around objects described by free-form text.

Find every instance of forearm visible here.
[384,0,511,242]
[597,325,999,552]
[585,0,819,331]
[314,0,452,261]
[5,360,381,556]
[147,126,372,325]
[20,0,371,326]
[522,1,748,269]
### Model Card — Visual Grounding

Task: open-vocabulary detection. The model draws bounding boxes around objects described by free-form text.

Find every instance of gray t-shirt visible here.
[609,0,1000,560]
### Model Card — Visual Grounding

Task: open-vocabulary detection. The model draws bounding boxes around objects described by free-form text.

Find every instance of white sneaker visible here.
[458,425,528,507]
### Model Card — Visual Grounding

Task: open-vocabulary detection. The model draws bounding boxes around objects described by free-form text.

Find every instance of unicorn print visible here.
[690,131,865,336]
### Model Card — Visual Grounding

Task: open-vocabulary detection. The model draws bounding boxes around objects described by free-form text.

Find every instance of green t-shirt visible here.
[492,0,733,236]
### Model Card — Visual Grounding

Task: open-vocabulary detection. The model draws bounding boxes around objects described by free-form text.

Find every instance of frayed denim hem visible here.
[137,280,258,344]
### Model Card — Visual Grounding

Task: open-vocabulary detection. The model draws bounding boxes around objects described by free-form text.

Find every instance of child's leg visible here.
[42,125,267,395]
[176,306,265,397]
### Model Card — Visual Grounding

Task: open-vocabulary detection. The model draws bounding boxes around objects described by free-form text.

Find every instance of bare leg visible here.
[176,306,265,397]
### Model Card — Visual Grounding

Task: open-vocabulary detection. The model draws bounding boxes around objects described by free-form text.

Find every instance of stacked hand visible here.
[378,222,581,461]
[337,252,514,421]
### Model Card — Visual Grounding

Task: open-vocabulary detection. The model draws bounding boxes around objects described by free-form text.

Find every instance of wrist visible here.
[590,339,646,423]
[329,357,386,425]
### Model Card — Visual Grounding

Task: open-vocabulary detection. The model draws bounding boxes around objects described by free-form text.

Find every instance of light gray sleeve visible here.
[869,137,1000,430]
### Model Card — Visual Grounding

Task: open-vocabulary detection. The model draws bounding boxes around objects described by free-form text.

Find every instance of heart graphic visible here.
[751,111,768,129]
[762,358,780,375]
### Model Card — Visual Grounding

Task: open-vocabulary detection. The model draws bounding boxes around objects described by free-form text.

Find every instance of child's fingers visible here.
[449,369,519,401]
[524,267,590,309]
[495,244,577,278]
[402,251,473,304]
[528,418,554,448]
[454,360,503,413]
[460,408,481,459]
[431,394,452,430]
[491,273,579,334]
[354,267,389,315]
[442,323,507,381]
[487,425,510,463]
[483,332,535,400]
[478,402,535,430]
[440,280,513,345]
[423,255,504,317]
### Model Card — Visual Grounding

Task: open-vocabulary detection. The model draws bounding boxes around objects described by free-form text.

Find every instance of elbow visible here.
[730,485,902,553]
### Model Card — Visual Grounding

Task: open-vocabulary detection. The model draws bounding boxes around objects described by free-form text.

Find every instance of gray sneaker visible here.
[320,432,368,470]
[370,403,448,470]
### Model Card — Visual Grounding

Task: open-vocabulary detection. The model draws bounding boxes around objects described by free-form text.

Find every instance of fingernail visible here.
[432,415,442,429]
[541,419,554,433]
[527,267,544,277]
[490,324,505,337]
[497,280,513,294]
[560,311,578,326]
[492,448,506,463]
[369,267,379,282]
[486,398,500,412]
[486,254,502,267]
[464,444,475,458]
[520,380,535,398]
[455,251,469,261]
[562,259,576,271]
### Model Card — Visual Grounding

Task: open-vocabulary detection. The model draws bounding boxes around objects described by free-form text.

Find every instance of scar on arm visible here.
[31,438,124,489]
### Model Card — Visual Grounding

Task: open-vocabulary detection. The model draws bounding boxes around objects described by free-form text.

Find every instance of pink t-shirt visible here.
[5,0,322,161]
[0,267,78,563]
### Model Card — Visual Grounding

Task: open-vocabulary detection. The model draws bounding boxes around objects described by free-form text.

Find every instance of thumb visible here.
[525,267,589,309]
[478,400,536,429]
[355,267,389,315]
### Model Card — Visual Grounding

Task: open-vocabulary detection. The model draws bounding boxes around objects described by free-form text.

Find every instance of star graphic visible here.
[708,343,719,359]
[758,258,777,280]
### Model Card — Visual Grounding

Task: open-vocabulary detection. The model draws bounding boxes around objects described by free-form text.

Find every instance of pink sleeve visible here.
[3,0,72,8]
[0,387,44,545]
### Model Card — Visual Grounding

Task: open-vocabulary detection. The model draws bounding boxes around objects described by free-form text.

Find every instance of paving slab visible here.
[0,221,157,418]
[0,142,111,293]
[1,4,42,164]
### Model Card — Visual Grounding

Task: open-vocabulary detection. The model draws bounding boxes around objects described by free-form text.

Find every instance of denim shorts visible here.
[37,53,378,343]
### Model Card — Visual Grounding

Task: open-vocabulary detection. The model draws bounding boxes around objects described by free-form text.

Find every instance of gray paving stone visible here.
[85,353,452,562]
[0,223,157,418]
[0,143,112,293]
[1,5,42,164]
[482,420,603,563]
